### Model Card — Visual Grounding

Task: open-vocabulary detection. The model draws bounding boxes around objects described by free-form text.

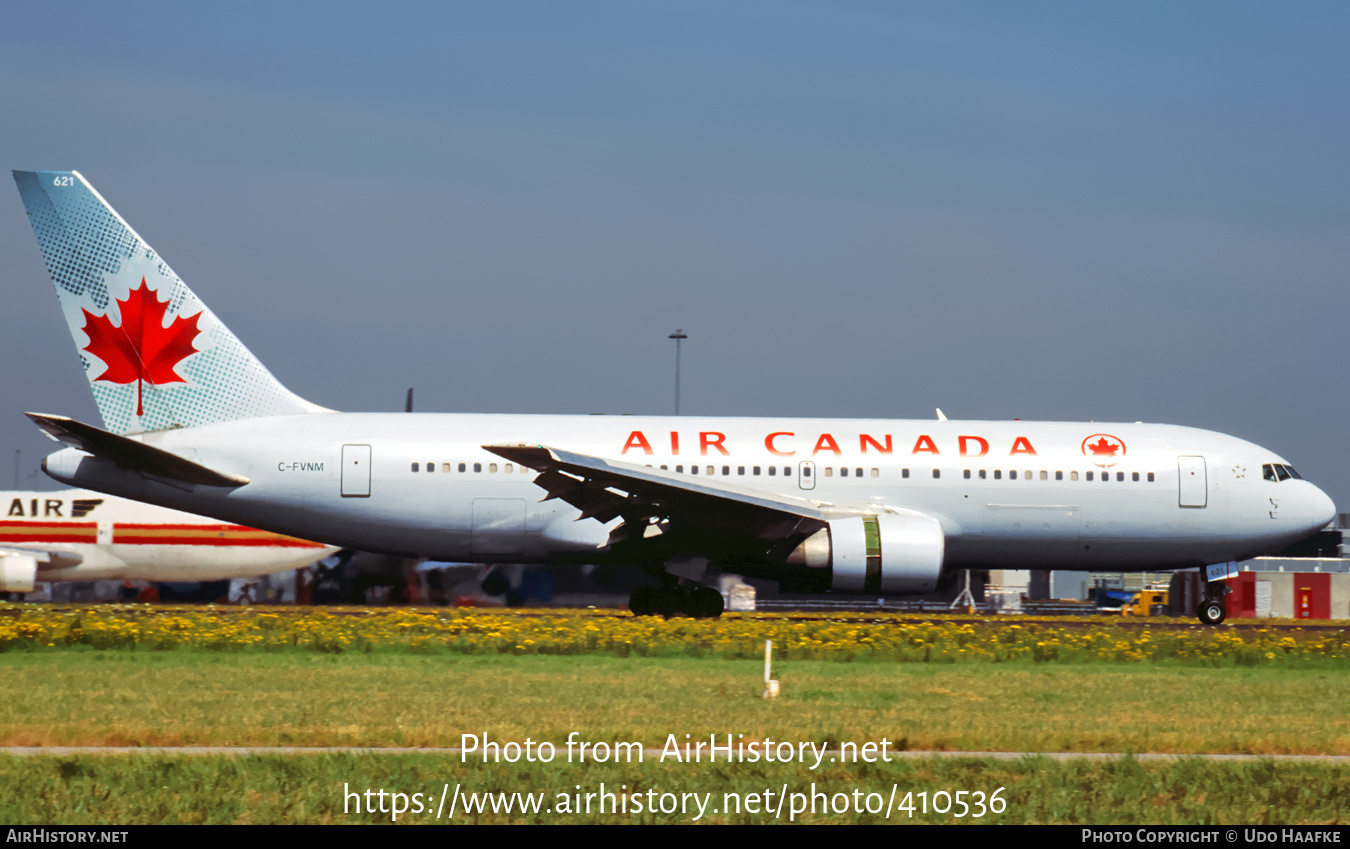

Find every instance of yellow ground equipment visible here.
[1120,584,1169,617]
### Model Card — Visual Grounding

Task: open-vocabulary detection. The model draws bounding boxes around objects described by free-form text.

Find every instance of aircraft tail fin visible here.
[12,170,326,435]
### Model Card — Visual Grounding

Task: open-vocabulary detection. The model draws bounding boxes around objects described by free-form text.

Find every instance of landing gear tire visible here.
[629,586,658,616]
[689,586,725,619]
[628,584,725,619]
[652,587,681,618]
[1196,598,1226,626]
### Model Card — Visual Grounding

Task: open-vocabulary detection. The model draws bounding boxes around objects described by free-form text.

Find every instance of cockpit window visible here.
[1263,463,1304,482]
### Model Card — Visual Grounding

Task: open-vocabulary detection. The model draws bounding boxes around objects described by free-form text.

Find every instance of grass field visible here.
[0,653,1346,754]
[1,608,1347,824]
[3,752,1348,824]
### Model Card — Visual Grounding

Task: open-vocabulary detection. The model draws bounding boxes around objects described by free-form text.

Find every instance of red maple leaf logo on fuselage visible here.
[81,279,203,416]
[1081,433,1126,467]
[1086,437,1119,456]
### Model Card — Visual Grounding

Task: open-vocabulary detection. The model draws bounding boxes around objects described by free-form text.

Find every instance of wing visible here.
[484,443,846,565]
[0,545,84,593]
[0,545,83,569]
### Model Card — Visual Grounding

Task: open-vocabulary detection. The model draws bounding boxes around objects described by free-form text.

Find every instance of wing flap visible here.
[484,444,834,557]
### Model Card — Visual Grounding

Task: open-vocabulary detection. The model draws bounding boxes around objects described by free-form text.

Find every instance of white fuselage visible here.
[41,414,1336,575]
[0,488,336,582]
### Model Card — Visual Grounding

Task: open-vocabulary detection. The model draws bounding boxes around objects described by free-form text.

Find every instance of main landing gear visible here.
[629,582,724,619]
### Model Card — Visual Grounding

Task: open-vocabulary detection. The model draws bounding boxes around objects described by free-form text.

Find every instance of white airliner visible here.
[11,171,1336,624]
[0,488,336,592]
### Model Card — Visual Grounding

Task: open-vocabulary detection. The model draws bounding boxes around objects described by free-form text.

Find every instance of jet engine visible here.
[0,553,38,594]
[786,511,945,594]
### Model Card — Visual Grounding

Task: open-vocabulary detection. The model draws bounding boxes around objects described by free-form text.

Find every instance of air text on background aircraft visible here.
[619,431,1038,458]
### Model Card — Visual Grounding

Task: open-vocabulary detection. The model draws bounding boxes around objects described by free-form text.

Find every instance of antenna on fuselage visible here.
[406,388,414,413]
[936,408,947,421]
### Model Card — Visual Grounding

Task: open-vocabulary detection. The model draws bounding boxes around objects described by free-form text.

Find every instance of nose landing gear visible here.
[1196,597,1227,625]
[1196,566,1232,625]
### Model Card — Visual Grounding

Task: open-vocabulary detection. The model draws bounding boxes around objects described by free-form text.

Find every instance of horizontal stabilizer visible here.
[26,413,249,488]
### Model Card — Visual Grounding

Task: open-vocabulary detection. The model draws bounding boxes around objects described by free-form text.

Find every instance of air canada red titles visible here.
[619,430,1040,458]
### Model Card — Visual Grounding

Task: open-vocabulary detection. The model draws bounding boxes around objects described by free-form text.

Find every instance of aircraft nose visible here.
[1303,483,1336,531]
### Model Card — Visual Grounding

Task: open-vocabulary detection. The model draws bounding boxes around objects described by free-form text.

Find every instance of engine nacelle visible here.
[788,511,945,594]
[0,553,38,593]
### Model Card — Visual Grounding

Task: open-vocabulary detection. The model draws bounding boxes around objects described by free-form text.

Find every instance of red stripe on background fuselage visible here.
[0,521,98,544]
[111,523,327,548]
[1,521,325,548]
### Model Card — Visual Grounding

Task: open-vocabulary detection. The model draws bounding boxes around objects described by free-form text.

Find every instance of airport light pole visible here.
[668,329,687,416]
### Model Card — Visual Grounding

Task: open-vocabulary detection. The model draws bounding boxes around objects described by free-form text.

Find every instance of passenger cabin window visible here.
[411,462,419,472]
[902,469,910,479]
[474,463,482,473]
[932,469,940,479]
[1147,472,1155,482]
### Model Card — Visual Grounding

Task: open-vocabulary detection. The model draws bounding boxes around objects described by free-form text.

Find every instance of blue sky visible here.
[2,2,1348,509]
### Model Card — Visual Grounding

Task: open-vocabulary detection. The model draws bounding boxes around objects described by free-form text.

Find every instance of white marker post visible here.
[763,639,779,698]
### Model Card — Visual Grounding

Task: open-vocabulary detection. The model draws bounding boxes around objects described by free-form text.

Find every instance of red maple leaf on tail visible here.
[81,279,203,416]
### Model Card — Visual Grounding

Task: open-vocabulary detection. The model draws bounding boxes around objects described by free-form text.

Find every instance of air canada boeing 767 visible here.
[12,170,1336,623]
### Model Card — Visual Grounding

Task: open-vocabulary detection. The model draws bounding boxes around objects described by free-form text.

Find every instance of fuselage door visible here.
[1178,456,1207,508]
[341,444,371,498]
[798,460,816,491]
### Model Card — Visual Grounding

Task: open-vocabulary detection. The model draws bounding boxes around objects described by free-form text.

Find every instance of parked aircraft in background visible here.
[0,488,336,592]
[12,171,1336,623]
